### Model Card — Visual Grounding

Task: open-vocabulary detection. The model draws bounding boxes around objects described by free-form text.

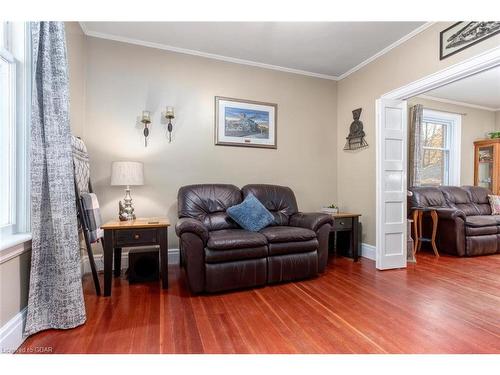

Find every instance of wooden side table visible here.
[327,213,361,262]
[411,208,439,258]
[101,217,170,296]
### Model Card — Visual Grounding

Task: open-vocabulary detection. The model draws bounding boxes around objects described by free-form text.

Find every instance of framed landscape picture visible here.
[440,22,500,60]
[215,96,277,149]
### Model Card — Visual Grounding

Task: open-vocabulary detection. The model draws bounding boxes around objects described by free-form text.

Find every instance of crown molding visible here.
[78,21,88,35]
[78,22,435,82]
[79,23,339,81]
[417,94,500,112]
[337,22,435,80]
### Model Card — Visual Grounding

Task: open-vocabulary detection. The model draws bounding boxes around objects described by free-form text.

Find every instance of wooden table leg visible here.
[159,228,168,289]
[103,229,114,297]
[430,210,440,257]
[352,216,359,262]
[114,247,122,277]
[417,210,423,253]
[412,210,419,257]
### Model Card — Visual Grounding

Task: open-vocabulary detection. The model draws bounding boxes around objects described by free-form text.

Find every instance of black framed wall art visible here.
[440,22,500,60]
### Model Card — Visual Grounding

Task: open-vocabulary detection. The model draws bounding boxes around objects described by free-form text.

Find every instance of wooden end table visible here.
[411,208,439,258]
[101,217,170,296]
[327,213,361,261]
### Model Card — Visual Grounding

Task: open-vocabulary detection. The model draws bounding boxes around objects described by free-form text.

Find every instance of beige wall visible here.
[337,22,500,246]
[496,111,500,130]
[83,37,338,249]
[408,97,496,186]
[0,250,31,327]
[66,22,86,137]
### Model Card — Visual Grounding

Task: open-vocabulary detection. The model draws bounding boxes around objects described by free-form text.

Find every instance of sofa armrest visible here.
[289,212,333,232]
[434,208,466,221]
[175,217,209,244]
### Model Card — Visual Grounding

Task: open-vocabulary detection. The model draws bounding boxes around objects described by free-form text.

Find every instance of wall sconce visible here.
[165,106,175,143]
[141,110,151,147]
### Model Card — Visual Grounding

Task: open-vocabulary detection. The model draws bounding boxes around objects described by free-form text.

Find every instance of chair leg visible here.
[83,231,101,296]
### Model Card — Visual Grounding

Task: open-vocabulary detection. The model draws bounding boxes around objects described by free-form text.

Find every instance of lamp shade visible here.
[111,161,144,186]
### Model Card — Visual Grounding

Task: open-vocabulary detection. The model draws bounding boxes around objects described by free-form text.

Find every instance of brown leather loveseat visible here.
[408,186,499,256]
[175,184,333,293]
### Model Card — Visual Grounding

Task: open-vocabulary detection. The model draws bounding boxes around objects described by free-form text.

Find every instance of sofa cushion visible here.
[242,184,299,226]
[466,225,498,236]
[408,186,447,208]
[440,186,479,216]
[205,246,268,263]
[207,229,267,250]
[268,239,318,256]
[465,215,498,227]
[226,193,275,232]
[464,186,493,215]
[178,184,242,231]
[260,226,316,243]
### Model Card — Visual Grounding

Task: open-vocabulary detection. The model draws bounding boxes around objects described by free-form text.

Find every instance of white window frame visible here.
[0,43,16,236]
[0,22,31,252]
[420,108,461,186]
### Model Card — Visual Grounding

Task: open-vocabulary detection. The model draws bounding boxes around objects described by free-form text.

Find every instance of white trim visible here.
[361,243,376,261]
[0,235,31,262]
[0,46,17,235]
[0,307,27,354]
[78,21,88,35]
[81,248,180,275]
[422,108,462,186]
[383,45,500,100]
[417,94,499,112]
[81,29,339,81]
[338,22,435,80]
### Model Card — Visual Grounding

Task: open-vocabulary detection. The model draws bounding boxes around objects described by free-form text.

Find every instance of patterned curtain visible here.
[25,22,86,336]
[408,104,424,187]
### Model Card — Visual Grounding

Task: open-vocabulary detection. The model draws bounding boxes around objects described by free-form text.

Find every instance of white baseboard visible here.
[81,248,180,275]
[361,243,376,261]
[0,307,27,354]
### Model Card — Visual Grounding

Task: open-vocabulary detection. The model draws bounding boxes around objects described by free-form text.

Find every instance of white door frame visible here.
[375,45,500,270]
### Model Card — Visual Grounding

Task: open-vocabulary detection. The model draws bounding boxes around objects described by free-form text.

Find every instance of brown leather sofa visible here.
[175,184,333,293]
[408,186,500,256]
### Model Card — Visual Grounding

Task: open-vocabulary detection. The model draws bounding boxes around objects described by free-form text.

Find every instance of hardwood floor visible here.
[19,252,500,354]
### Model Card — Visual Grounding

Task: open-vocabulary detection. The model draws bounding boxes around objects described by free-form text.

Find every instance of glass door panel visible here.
[478,146,493,190]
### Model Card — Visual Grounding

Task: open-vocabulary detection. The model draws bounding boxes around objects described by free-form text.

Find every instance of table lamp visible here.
[111,161,144,221]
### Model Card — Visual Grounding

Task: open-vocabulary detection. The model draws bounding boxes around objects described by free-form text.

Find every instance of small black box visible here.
[128,248,159,283]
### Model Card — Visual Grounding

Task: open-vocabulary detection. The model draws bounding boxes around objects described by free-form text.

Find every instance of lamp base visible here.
[118,186,136,221]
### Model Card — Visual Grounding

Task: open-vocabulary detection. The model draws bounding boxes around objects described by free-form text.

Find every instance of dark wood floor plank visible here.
[18,252,500,354]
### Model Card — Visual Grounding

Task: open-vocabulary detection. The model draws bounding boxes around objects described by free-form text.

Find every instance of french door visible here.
[376,99,408,270]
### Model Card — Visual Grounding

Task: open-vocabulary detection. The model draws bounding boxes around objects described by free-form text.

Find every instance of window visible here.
[0,22,31,250]
[419,109,461,186]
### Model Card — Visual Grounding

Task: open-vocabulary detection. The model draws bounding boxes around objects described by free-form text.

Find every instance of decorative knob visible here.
[134,234,140,239]
[340,221,344,225]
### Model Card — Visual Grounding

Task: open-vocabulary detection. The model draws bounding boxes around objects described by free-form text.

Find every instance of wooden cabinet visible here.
[474,139,500,194]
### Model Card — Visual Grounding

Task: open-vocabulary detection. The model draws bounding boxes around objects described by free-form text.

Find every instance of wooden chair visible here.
[72,136,101,295]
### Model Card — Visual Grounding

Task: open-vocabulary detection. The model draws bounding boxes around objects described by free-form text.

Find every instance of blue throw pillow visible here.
[227,194,274,232]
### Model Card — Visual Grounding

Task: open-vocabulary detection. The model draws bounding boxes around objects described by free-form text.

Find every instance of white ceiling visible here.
[81,22,426,79]
[424,66,500,110]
